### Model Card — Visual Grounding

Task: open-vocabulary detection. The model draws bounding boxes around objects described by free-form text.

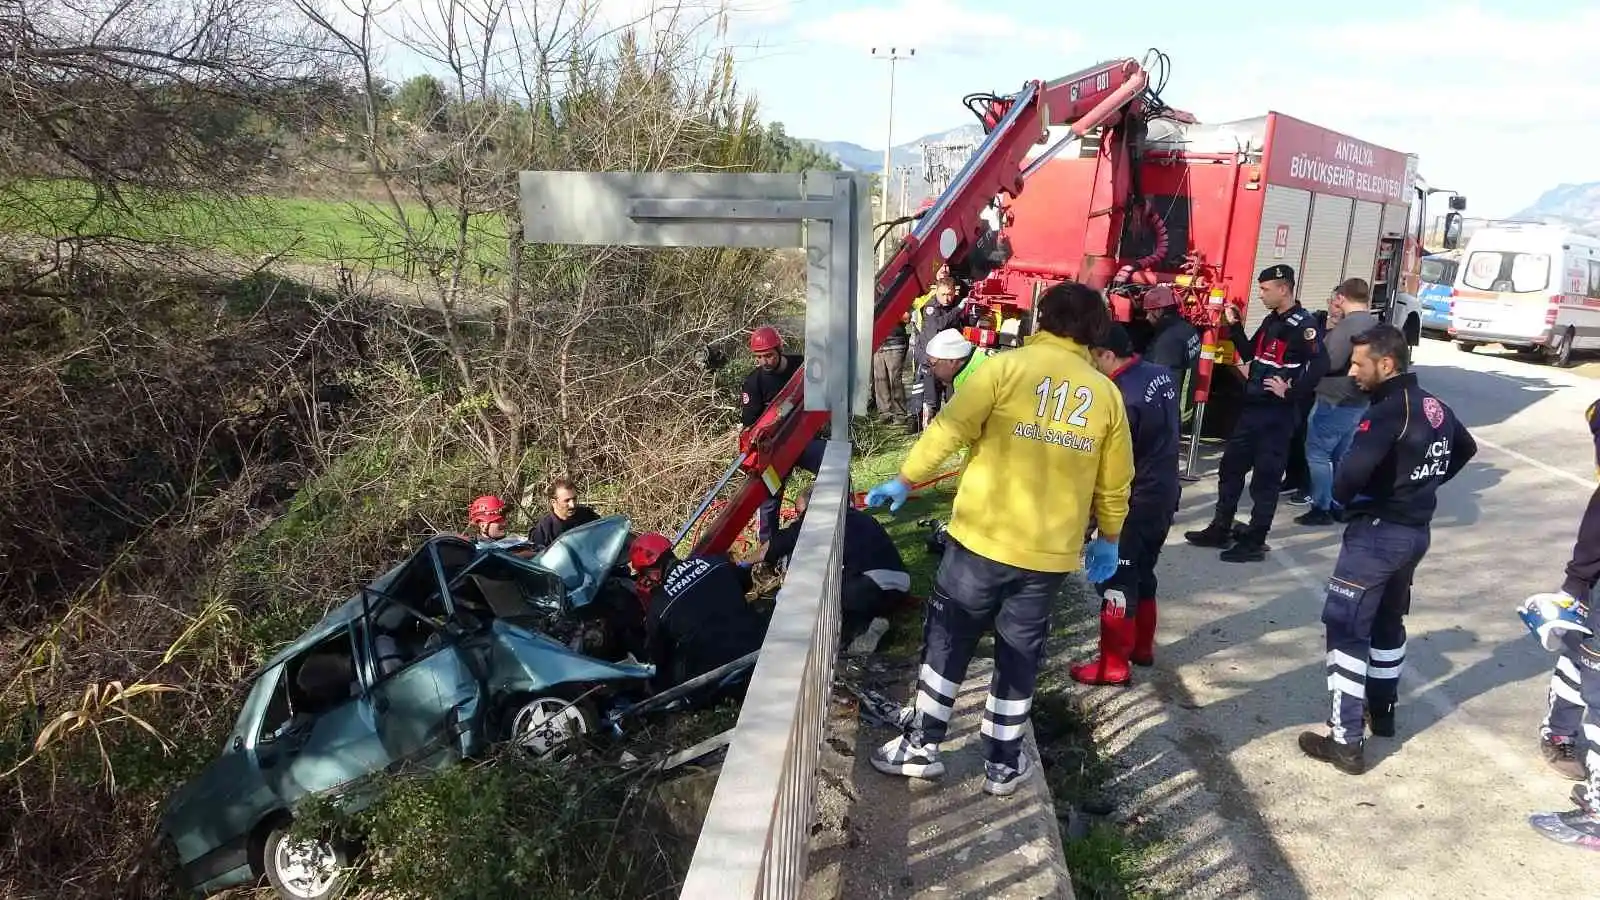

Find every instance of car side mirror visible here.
[234,735,246,752]
[1442,213,1463,251]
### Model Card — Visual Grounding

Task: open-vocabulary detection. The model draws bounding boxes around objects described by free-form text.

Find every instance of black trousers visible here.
[1095,498,1177,614]
[1214,403,1298,538]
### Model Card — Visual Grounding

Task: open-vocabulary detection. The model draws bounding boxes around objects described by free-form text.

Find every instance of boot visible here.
[1298,730,1366,775]
[1220,529,1268,563]
[1131,599,1157,667]
[1542,735,1588,782]
[1184,519,1234,548]
[1070,613,1135,686]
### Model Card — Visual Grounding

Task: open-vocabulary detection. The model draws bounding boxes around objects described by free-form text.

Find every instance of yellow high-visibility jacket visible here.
[900,331,1134,573]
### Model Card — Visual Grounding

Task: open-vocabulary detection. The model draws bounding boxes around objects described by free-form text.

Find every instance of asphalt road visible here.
[1078,337,1600,899]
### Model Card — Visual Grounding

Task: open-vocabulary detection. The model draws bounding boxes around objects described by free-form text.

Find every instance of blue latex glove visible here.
[1083,538,1120,585]
[863,478,910,512]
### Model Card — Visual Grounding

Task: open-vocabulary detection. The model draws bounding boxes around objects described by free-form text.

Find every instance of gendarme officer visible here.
[1297,324,1476,775]
[1185,264,1328,562]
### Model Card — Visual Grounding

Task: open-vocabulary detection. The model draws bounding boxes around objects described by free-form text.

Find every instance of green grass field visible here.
[0,178,510,274]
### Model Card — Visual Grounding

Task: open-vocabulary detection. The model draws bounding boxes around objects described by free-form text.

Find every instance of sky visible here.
[365,0,1600,219]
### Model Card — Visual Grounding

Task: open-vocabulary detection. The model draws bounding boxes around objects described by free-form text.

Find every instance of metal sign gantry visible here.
[516,170,877,436]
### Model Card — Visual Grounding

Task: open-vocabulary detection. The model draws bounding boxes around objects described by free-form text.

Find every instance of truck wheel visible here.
[1455,340,1479,353]
[1404,314,1421,347]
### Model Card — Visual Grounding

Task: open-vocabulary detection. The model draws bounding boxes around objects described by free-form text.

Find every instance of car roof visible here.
[257,533,482,671]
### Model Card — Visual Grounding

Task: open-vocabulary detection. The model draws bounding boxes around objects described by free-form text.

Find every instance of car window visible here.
[1419,258,1447,284]
[256,670,293,744]
[367,600,447,683]
[284,627,359,719]
[1464,250,1549,293]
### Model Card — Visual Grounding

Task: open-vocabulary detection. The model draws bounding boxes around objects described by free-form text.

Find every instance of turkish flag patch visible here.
[1357,419,1371,432]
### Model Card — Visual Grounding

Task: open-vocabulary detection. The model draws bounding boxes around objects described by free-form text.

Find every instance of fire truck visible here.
[950,54,1453,439]
[687,52,1454,556]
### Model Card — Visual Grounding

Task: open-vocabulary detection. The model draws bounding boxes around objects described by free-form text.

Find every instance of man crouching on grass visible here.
[862,281,1134,796]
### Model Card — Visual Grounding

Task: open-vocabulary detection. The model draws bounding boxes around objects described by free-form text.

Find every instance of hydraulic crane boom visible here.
[688,57,1174,557]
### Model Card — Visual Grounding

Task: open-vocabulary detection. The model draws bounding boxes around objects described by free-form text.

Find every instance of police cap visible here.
[1258,263,1296,285]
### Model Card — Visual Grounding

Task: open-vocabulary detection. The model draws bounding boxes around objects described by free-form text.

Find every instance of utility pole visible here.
[871,46,913,265]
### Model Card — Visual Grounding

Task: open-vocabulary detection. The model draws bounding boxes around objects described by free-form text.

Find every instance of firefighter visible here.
[861,281,1133,796]
[923,328,987,396]
[628,532,768,697]
[764,485,910,646]
[1297,325,1476,775]
[529,477,601,551]
[1184,264,1328,562]
[1298,278,1379,526]
[1529,399,1600,785]
[1071,324,1182,685]
[1138,284,1201,382]
[741,325,826,544]
[465,495,530,551]
[912,278,967,429]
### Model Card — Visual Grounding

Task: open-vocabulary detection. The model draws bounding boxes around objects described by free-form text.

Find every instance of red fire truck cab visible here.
[963,110,1425,437]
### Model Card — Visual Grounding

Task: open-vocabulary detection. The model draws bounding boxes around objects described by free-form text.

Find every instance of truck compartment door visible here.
[1248,185,1312,332]
[1300,193,1354,316]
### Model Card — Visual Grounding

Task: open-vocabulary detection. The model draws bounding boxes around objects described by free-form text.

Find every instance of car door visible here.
[259,626,391,807]
[362,608,483,768]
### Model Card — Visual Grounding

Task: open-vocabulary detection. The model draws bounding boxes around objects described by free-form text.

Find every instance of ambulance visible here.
[1448,222,1600,367]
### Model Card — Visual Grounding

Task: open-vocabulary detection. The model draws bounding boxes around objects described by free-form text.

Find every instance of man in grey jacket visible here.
[1297,278,1379,526]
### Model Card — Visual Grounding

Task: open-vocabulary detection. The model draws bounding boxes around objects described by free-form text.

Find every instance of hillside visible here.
[800,124,985,210]
[1513,182,1600,234]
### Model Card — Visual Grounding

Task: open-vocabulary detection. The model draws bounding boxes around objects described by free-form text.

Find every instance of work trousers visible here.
[1306,398,1368,512]
[872,345,908,418]
[904,538,1066,770]
[1214,403,1298,538]
[1096,498,1177,615]
[1539,589,1600,803]
[758,438,827,545]
[1321,516,1430,744]
[840,573,906,645]
[1283,392,1316,494]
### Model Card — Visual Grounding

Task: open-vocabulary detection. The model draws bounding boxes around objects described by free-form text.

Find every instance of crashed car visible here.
[159,516,655,899]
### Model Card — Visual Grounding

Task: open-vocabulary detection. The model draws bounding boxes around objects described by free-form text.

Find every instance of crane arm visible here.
[687,57,1179,556]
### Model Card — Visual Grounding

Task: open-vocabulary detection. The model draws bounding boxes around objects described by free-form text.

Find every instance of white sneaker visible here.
[983,753,1035,797]
[871,734,945,779]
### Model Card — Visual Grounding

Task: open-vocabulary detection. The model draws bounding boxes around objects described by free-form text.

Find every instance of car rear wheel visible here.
[507,694,596,758]
[262,825,350,900]
[1455,340,1479,353]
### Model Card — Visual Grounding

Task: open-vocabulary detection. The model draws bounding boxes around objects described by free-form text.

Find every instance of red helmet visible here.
[467,495,507,525]
[1143,284,1178,311]
[629,532,674,572]
[749,325,782,353]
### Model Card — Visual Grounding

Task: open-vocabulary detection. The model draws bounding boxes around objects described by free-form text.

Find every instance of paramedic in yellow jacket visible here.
[863,281,1135,796]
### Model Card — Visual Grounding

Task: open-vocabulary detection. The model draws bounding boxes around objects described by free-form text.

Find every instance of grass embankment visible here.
[0,177,510,276]
[848,418,1162,899]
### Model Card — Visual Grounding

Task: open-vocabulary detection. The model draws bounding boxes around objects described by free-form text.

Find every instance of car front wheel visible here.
[263,825,350,900]
[507,694,596,758]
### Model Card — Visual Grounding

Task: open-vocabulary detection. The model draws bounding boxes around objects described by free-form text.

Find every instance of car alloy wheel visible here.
[509,695,593,757]
[264,826,347,900]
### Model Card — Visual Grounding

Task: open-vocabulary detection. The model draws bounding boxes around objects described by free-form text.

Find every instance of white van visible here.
[1449,223,1600,367]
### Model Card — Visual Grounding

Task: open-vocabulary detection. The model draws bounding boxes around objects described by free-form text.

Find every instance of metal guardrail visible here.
[678,439,850,899]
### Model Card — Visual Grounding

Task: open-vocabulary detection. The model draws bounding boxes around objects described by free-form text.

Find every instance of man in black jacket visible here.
[765,485,911,646]
[528,478,601,551]
[1530,399,1600,784]
[742,325,826,544]
[1297,324,1476,775]
[912,277,967,429]
[629,532,767,699]
[1185,264,1329,562]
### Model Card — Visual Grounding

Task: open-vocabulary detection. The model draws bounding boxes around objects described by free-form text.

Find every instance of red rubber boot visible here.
[1070,612,1135,686]
[1131,598,1158,667]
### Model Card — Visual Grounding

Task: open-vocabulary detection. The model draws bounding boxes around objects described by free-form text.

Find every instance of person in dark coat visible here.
[529,478,601,551]
[765,485,911,645]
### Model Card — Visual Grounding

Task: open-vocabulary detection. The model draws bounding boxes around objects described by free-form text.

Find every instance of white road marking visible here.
[1472,434,1593,489]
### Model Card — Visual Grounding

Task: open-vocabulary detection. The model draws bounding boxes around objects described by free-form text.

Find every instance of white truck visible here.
[1448,221,1600,367]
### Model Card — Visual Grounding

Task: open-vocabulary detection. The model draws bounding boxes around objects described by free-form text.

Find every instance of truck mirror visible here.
[1443,213,1463,250]
[1448,195,1467,212]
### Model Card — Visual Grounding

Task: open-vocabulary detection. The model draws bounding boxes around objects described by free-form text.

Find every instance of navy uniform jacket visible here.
[1144,313,1201,378]
[1111,356,1183,512]
[1560,400,1600,598]
[770,506,908,582]
[1228,304,1328,407]
[644,554,765,688]
[1332,372,1477,527]
[740,354,803,428]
